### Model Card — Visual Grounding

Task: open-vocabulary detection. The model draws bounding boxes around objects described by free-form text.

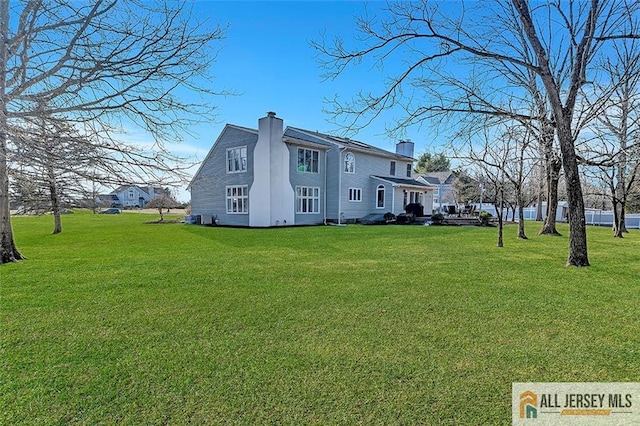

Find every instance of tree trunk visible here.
[535,181,544,221]
[517,191,527,239]
[0,136,24,262]
[539,173,561,235]
[557,122,589,267]
[613,200,626,238]
[48,165,62,234]
[0,0,25,263]
[619,201,628,234]
[539,135,562,235]
[497,191,504,247]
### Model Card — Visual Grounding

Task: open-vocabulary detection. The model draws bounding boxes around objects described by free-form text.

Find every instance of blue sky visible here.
[181,1,435,159]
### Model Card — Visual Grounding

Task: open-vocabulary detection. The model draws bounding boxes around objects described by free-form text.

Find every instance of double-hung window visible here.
[226,185,248,214]
[297,148,319,173]
[390,161,396,176]
[296,186,320,214]
[406,163,412,177]
[348,188,362,202]
[226,146,247,173]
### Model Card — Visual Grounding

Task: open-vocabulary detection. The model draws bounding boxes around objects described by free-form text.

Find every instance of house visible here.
[98,186,170,208]
[188,112,434,226]
[415,171,457,213]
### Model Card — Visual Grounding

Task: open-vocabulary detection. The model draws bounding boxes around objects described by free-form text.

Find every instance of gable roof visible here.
[188,121,416,190]
[285,127,414,161]
[418,171,456,184]
[187,124,259,189]
[418,176,441,185]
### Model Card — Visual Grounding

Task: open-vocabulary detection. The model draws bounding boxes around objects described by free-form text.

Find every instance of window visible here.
[390,161,396,176]
[404,191,423,206]
[128,190,134,199]
[376,185,385,209]
[226,146,247,173]
[296,186,320,213]
[344,152,355,173]
[409,191,422,204]
[348,188,362,202]
[297,148,319,173]
[406,163,412,177]
[226,185,248,214]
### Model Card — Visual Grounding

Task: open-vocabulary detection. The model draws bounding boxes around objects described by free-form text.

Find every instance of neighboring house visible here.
[415,171,456,213]
[188,112,434,227]
[97,193,120,208]
[98,186,170,208]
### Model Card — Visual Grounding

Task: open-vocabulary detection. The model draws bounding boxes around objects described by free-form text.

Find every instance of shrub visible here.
[479,211,493,226]
[383,212,396,222]
[431,213,444,224]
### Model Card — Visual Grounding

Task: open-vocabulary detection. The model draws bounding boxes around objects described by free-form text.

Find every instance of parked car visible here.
[99,208,121,214]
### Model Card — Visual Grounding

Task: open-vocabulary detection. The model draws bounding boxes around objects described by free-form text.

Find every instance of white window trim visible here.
[348,187,362,202]
[296,186,320,214]
[226,146,247,174]
[390,161,396,176]
[376,184,385,209]
[225,185,248,214]
[297,147,320,174]
[406,163,412,178]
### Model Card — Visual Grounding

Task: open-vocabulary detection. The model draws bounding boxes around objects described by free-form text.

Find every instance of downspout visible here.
[337,146,346,224]
[324,147,330,225]
[391,184,396,215]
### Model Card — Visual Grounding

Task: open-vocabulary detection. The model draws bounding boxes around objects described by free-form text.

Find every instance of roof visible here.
[99,194,119,200]
[110,185,167,197]
[372,175,434,189]
[418,171,456,184]
[188,124,259,189]
[285,127,414,160]
[418,176,441,185]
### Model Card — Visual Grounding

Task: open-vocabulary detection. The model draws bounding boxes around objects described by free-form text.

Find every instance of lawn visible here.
[2,212,639,424]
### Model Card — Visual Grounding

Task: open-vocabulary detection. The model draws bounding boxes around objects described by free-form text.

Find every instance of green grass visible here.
[2,212,639,424]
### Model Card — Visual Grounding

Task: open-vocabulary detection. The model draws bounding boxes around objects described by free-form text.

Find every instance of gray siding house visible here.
[188,112,433,226]
[99,185,169,208]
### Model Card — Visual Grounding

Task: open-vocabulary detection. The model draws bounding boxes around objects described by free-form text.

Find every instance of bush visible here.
[479,211,493,226]
[431,213,444,224]
[383,212,396,222]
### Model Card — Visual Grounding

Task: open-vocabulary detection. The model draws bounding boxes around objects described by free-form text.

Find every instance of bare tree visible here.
[0,0,227,263]
[314,0,640,266]
[146,192,179,222]
[9,113,106,233]
[456,121,535,240]
[582,37,640,237]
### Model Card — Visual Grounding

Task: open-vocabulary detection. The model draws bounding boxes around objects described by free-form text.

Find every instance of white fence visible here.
[471,204,640,229]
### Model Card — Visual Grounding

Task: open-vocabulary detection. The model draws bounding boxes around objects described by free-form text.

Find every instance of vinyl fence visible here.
[473,204,640,229]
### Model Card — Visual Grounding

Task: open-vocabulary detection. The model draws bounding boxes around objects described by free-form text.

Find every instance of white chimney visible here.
[249,112,294,226]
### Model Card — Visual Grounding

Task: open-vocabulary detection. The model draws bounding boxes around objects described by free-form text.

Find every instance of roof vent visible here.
[267,111,276,118]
